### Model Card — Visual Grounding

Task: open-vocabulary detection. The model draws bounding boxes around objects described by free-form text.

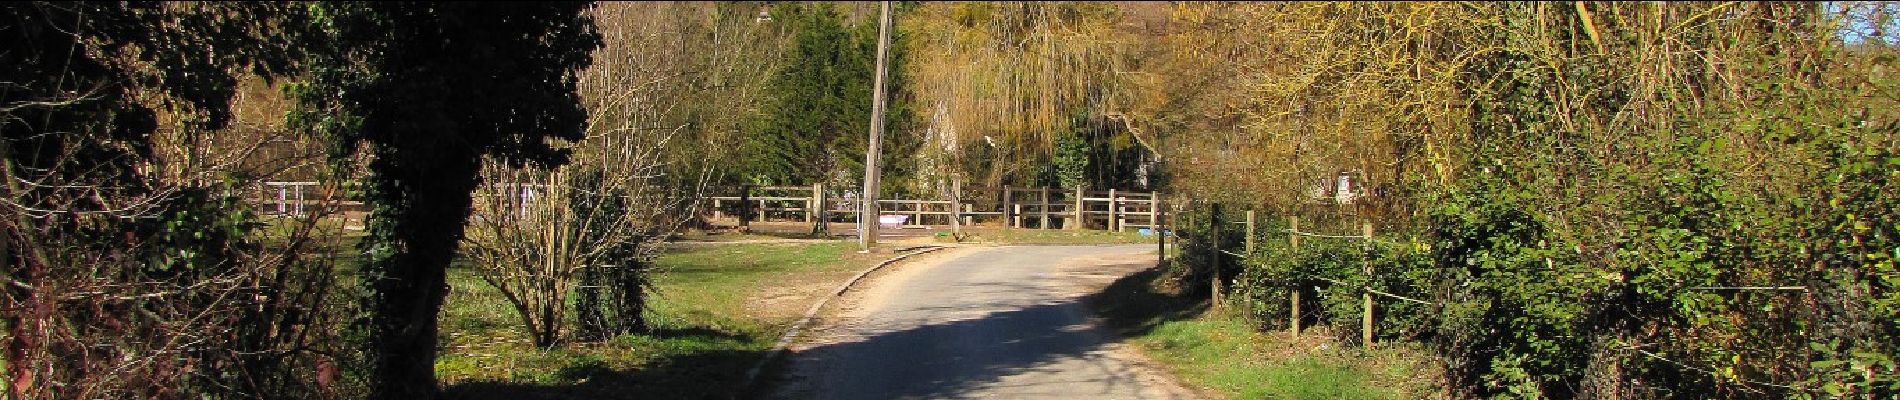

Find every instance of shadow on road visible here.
[767,262,1208,399]
[438,261,1207,400]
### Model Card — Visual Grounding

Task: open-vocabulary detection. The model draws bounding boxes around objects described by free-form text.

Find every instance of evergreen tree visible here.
[741,3,916,191]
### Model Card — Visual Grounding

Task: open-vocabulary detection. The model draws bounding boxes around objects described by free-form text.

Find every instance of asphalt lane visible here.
[768,245,1194,400]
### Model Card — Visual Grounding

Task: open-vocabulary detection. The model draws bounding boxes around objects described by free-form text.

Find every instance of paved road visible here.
[768,245,1195,400]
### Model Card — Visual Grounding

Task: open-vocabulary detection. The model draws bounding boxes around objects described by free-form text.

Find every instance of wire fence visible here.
[1172,202,1822,395]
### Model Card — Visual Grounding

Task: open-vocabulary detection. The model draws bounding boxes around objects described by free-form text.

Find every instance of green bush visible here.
[1169,201,1245,297]
[1234,221,1436,344]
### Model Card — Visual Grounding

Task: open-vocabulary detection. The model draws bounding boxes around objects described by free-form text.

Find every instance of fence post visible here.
[1108,189,1119,232]
[1071,186,1085,230]
[1013,204,1023,229]
[1290,215,1300,336]
[1361,221,1375,347]
[1039,186,1051,229]
[1002,185,1015,229]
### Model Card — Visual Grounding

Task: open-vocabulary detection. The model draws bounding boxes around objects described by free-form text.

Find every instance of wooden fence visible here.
[254,181,372,217]
[1213,210,1396,346]
[703,184,1163,232]
[245,180,1167,234]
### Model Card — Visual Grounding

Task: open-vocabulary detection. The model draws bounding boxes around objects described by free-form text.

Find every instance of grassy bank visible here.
[1089,266,1443,400]
[436,241,880,399]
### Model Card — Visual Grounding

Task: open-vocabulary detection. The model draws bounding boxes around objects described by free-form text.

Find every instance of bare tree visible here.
[459,2,784,345]
[464,149,684,346]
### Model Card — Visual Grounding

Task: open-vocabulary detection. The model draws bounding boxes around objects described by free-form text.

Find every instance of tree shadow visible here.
[644,326,749,342]
[1082,263,1210,337]
[440,328,767,400]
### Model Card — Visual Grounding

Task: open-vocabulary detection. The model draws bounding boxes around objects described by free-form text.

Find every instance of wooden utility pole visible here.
[1039,187,1051,229]
[1244,210,1256,253]
[1209,202,1223,308]
[858,1,892,252]
[739,185,753,233]
[812,182,826,235]
[949,178,962,238]
[1289,215,1300,336]
[1002,186,1014,229]
[1361,221,1375,347]
[1071,186,1084,230]
[1156,193,1166,265]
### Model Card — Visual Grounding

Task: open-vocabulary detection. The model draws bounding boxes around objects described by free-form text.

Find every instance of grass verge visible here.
[437,241,880,399]
[1088,266,1443,400]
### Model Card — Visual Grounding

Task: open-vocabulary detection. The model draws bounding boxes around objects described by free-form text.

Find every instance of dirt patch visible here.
[732,246,889,323]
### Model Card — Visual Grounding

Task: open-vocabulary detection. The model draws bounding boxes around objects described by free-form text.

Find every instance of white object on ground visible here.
[878,214,908,229]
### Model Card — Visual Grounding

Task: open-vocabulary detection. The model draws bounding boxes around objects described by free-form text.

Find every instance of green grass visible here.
[436,241,875,399]
[670,229,835,242]
[645,242,864,330]
[1089,266,1442,400]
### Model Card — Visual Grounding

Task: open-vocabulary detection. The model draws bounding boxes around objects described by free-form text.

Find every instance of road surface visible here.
[767,245,1197,400]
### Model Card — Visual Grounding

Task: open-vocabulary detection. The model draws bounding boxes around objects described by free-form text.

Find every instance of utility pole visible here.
[859,0,892,252]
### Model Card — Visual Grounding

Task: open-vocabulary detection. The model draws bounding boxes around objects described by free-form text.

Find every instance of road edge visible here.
[738,244,952,394]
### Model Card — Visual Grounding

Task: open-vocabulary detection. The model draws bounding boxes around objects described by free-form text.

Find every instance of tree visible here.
[572,1,786,340]
[902,1,1142,191]
[742,4,869,184]
[0,2,347,399]
[742,3,918,192]
[458,2,792,348]
[1147,2,1898,397]
[286,3,600,399]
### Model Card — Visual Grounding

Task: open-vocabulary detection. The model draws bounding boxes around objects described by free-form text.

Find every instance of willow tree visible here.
[902,1,1151,192]
[1133,2,1492,211]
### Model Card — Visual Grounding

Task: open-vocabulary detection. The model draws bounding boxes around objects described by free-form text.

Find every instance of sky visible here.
[1831,1,1900,45]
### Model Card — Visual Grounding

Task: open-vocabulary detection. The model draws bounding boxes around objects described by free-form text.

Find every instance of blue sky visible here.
[1830,1,1900,44]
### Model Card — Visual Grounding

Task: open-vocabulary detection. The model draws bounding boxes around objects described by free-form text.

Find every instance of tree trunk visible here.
[364,158,481,400]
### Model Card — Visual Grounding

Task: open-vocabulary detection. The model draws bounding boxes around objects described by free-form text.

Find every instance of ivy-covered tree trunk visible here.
[359,152,483,399]
[288,3,600,399]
